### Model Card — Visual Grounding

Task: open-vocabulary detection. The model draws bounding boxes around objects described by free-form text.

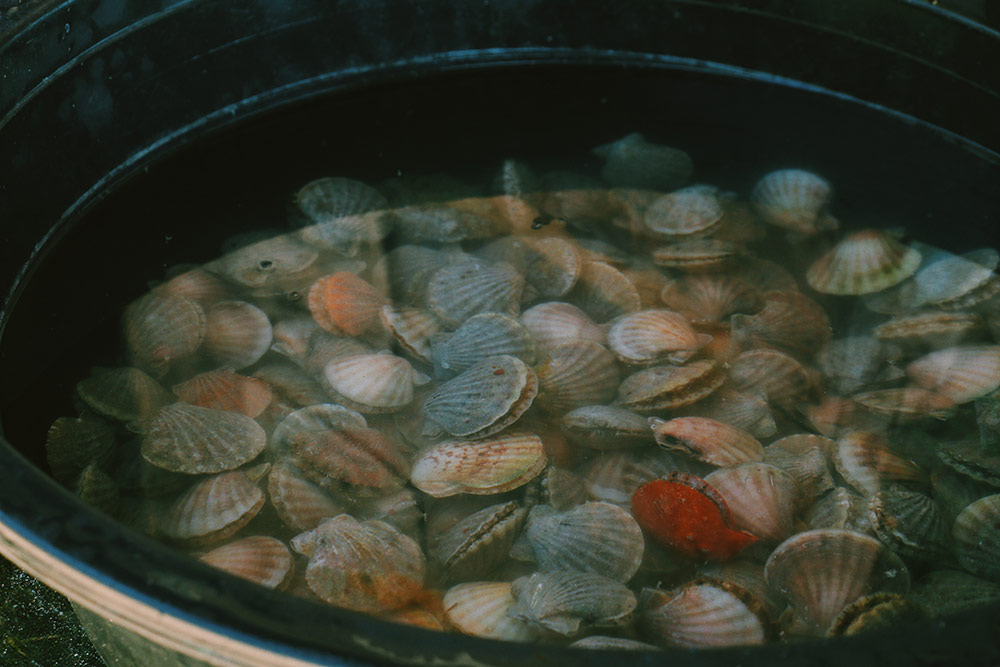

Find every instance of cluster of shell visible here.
[46,132,1000,650]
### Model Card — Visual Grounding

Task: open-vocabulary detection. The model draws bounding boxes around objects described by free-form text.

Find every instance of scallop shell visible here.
[411,432,547,497]
[478,236,582,301]
[659,274,761,326]
[422,355,537,439]
[200,300,273,369]
[750,169,836,234]
[76,366,174,422]
[640,582,771,648]
[907,344,1000,404]
[651,417,764,467]
[689,388,777,440]
[705,463,797,542]
[303,332,374,376]
[803,487,874,534]
[443,582,540,641]
[425,260,525,327]
[581,450,694,506]
[208,235,319,292]
[296,177,391,250]
[833,431,924,496]
[567,260,641,323]
[172,369,272,418]
[873,311,983,350]
[731,290,831,358]
[153,266,231,306]
[910,246,1000,310]
[160,470,266,546]
[806,229,921,295]
[560,405,654,450]
[762,436,834,506]
[291,515,426,613]
[307,272,386,336]
[952,494,1000,581]
[869,484,948,562]
[289,426,410,496]
[593,132,693,190]
[607,309,709,365]
[696,560,783,619]
[74,462,120,515]
[816,336,888,395]
[270,316,324,363]
[826,592,926,637]
[651,239,740,273]
[728,348,817,409]
[851,387,956,423]
[520,301,606,351]
[524,502,644,582]
[909,570,1000,617]
[267,460,348,532]
[764,529,910,635]
[508,571,637,636]
[534,340,620,414]
[428,501,527,582]
[390,203,504,244]
[45,416,117,483]
[431,312,535,378]
[252,365,333,412]
[643,185,723,238]
[141,403,267,474]
[374,244,450,305]
[322,353,428,413]
[199,536,295,590]
[935,439,1000,489]
[539,172,618,228]
[569,636,659,651]
[124,293,206,377]
[615,360,724,413]
[379,305,442,365]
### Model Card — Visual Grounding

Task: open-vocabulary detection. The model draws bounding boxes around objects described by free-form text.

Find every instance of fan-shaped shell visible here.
[508,571,637,636]
[803,487,874,534]
[750,169,836,234]
[689,388,776,440]
[907,344,1000,404]
[270,402,367,451]
[651,239,739,273]
[172,369,272,418]
[593,132,693,190]
[952,494,1000,581]
[160,470,266,545]
[296,177,391,250]
[873,311,983,349]
[374,244,449,305]
[154,266,231,306]
[141,403,267,474]
[308,272,386,336]
[411,432,547,497]
[816,336,888,395]
[806,229,921,295]
[567,260,641,323]
[268,460,348,532]
[425,260,525,327]
[322,353,427,413]
[124,293,206,377]
[390,203,504,244]
[443,582,540,641]
[45,416,116,483]
[534,340,620,413]
[291,515,426,613]
[651,417,763,467]
[869,484,947,562]
[607,309,708,365]
[762,436,834,505]
[731,290,831,358]
[478,236,582,301]
[524,501,644,582]
[76,366,174,422]
[431,312,535,378]
[199,536,295,590]
[826,592,926,637]
[833,431,923,496]
[644,185,723,238]
[728,348,817,408]
[428,501,527,582]
[288,426,410,495]
[422,355,537,439]
[640,582,770,648]
[520,301,605,351]
[379,305,442,365]
[659,274,761,326]
[560,405,654,450]
[764,529,910,635]
[705,463,797,542]
[910,246,1000,310]
[202,300,273,369]
[208,235,319,291]
[615,360,724,413]
[851,387,955,423]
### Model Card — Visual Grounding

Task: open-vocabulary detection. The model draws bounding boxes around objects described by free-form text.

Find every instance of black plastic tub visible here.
[1,1,999,665]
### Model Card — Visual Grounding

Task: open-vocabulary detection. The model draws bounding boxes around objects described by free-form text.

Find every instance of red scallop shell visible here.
[631,472,758,561]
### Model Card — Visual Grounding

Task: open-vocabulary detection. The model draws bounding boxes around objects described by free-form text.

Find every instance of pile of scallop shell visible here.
[46,132,1000,650]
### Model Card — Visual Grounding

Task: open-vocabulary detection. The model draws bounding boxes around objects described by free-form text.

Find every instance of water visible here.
[3,65,1000,651]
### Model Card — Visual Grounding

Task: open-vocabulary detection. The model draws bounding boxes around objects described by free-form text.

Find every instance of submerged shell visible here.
[762,436,835,505]
[379,305,443,365]
[535,341,620,413]
[291,515,426,613]
[851,387,956,422]
[296,177,391,249]
[816,336,888,395]
[659,274,761,326]
[289,426,410,495]
[560,405,654,450]
[869,485,948,562]
[323,353,427,413]
[209,235,319,291]
[411,432,547,497]
[46,416,117,482]
[750,169,836,234]
[525,502,644,582]
[426,261,525,327]
[520,301,606,351]
[873,311,983,349]
[567,261,641,323]
[640,582,771,648]
[952,494,1000,581]
[76,367,174,422]
[268,460,348,532]
[615,360,724,413]
[172,369,272,418]
[124,293,206,376]
[607,309,709,365]
[651,239,739,273]
[705,463,797,543]
[199,536,294,590]
[651,417,764,467]
[731,290,831,358]
[432,312,535,378]
[160,470,266,545]
[141,403,267,474]
[422,355,537,438]
[690,388,777,440]
[202,301,273,369]
[428,501,527,581]
[907,344,1000,404]
[270,403,367,452]
[390,203,504,244]
[728,348,817,408]
[308,272,386,336]
[764,529,909,635]
[509,571,637,636]
[833,431,923,497]
[806,229,921,295]
[479,236,582,301]
[909,246,1000,310]
[644,185,723,238]
[593,133,693,190]
[443,582,540,641]
[826,592,926,637]
[804,487,874,534]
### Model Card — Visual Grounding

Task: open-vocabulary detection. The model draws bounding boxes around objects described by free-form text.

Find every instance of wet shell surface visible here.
[728,348,817,408]
[295,177,390,249]
[76,367,174,422]
[651,238,739,273]
[643,185,723,238]
[322,353,428,413]
[431,312,535,378]
[952,494,1000,581]
[124,293,206,376]
[428,500,526,582]
[308,272,386,336]
[160,470,266,545]
[806,229,921,295]
[659,274,761,326]
[651,417,764,467]
[750,169,836,234]
[379,305,442,365]
[906,344,1000,404]
[560,405,654,450]
[869,485,948,562]
[567,260,641,323]
[202,300,273,369]
[615,360,724,413]
[833,431,923,496]
[172,369,273,418]
[705,463,797,543]
[607,309,709,365]
[443,582,540,641]
[520,301,605,351]
[45,416,116,483]
[422,355,537,438]
[411,432,547,497]
[640,582,771,648]
[199,536,294,590]
[291,515,426,613]
[208,235,319,292]
[508,570,637,636]
[288,426,410,495]
[141,403,267,474]
[426,261,525,327]
[731,290,831,358]
[534,340,620,413]
[267,460,348,532]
